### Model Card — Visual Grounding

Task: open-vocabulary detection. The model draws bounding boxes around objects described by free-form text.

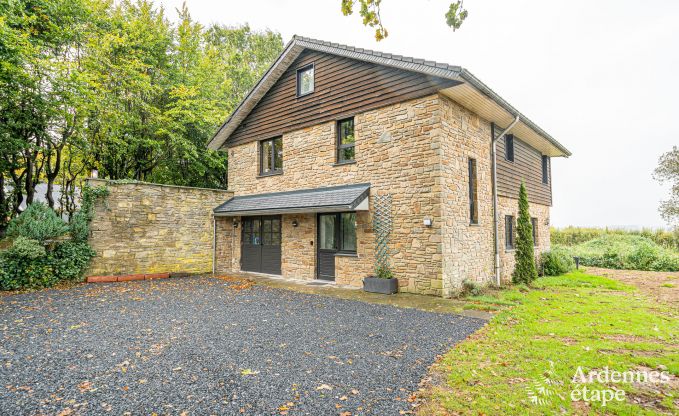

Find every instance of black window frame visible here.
[541,155,549,184]
[259,137,283,176]
[505,135,515,162]
[505,215,515,250]
[296,63,315,97]
[531,217,539,247]
[468,158,478,225]
[338,212,357,253]
[336,117,356,164]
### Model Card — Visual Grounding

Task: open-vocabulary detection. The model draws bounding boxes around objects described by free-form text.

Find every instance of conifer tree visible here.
[512,182,538,284]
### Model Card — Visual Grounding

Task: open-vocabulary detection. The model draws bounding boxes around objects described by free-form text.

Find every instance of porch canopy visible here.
[213,183,370,217]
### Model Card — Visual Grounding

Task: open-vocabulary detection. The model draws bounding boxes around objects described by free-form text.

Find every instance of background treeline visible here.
[0,0,283,232]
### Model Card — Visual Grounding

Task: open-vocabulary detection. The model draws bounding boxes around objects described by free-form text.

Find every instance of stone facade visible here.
[217,93,553,295]
[87,179,232,276]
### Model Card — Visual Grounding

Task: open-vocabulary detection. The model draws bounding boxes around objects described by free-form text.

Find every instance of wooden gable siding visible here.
[226,50,459,147]
[496,131,552,206]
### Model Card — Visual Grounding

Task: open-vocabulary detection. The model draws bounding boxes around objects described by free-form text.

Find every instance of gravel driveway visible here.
[0,276,484,415]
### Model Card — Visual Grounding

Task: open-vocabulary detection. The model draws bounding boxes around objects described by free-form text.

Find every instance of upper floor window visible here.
[260,137,282,175]
[542,155,549,184]
[531,217,539,246]
[468,158,478,224]
[505,135,514,162]
[337,118,355,163]
[505,215,515,250]
[296,64,314,96]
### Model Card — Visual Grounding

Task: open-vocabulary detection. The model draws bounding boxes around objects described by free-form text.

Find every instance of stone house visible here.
[208,36,571,297]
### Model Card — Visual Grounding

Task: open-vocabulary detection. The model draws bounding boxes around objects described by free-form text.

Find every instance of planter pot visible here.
[363,276,398,295]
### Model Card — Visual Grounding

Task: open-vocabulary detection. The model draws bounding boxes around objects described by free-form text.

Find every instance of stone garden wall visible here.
[86,179,232,277]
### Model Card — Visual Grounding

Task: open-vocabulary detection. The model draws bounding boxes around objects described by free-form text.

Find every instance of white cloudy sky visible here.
[157,0,679,229]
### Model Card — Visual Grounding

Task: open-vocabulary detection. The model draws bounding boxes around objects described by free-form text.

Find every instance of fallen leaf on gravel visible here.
[240,369,259,376]
[339,395,347,401]
[316,384,332,391]
[173,367,182,372]
[340,412,352,416]
[57,408,73,416]
[351,389,359,395]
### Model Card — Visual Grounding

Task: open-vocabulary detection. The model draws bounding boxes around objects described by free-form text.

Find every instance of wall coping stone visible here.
[86,178,233,194]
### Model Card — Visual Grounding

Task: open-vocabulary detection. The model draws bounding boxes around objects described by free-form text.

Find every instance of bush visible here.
[461,279,482,296]
[5,203,68,243]
[51,241,96,281]
[557,234,679,272]
[540,249,575,276]
[375,265,394,279]
[0,237,54,290]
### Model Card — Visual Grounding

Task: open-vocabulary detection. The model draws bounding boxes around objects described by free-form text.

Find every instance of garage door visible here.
[241,216,281,275]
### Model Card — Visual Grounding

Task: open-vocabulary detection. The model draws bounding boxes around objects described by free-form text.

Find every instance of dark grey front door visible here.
[241,216,281,275]
[317,214,337,280]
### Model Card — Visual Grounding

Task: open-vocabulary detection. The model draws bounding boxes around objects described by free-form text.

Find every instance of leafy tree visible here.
[341,0,468,41]
[654,146,679,226]
[512,183,538,284]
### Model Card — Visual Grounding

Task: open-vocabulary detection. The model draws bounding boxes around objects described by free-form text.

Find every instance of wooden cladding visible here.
[226,50,459,147]
[496,130,552,206]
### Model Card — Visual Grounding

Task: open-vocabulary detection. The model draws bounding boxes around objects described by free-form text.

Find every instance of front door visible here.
[317,214,337,280]
[241,216,281,275]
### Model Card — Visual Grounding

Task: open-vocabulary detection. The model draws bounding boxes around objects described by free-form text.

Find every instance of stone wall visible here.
[224,95,443,294]
[87,179,232,276]
[439,96,496,295]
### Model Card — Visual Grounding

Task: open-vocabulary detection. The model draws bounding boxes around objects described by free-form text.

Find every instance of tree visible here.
[340,0,468,41]
[512,182,538,284]
[654,146,679,226]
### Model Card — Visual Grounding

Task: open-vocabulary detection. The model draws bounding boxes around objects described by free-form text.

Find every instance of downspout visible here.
[212,215,216,275]
[491,116,520,286]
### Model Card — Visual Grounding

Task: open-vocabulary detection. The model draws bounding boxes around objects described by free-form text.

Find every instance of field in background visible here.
[550,227,679,272]
[552,227,679,250]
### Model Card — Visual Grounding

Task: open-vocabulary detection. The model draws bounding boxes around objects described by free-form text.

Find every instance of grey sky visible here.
[157,0,679,228]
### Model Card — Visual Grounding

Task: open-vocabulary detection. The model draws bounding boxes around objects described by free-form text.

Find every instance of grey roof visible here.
[214,183,370,216]
[208,35,571,157]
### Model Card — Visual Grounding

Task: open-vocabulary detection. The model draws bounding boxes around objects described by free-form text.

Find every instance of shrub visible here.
[51,241,96,281]
[512,183,538,284]
[0,237,54,290]
[5,203,68,243]
[540,249,575,276]
[461,279,482,296]
[375,265,394,279]
[556,234,679,272]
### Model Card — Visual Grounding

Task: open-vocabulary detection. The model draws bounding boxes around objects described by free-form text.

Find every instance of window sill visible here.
[469,222,480,227]
[332,161,356,167]
[335,252,358,258]
[505,248,515,253]
[257,171,283,178]
[296,91,313,98]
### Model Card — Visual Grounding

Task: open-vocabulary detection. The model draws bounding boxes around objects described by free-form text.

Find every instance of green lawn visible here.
[422,271,678,415]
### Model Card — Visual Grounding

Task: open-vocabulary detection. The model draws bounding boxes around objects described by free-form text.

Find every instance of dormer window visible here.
[296,64,314,96]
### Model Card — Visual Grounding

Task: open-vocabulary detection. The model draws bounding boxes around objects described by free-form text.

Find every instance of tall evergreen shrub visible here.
[512,183,539,284]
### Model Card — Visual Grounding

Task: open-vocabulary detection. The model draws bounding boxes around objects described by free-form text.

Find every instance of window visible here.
[337,118,355,163]
[542,155,549,184]
[468,158,478,224]
[505,215,515,250]
[505,135,514,162]
[340,212,357,252]
[260,137,283,175]
[531,217,539,247]
[296,64,314,96]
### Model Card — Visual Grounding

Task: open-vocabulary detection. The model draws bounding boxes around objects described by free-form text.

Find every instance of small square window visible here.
[297,64,314,96]
[505,135,514,162]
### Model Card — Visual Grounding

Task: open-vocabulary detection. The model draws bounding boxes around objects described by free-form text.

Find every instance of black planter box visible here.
[363,277,398,295]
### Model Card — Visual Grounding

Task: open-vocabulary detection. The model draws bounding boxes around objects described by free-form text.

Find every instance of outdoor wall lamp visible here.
[232,219,239,228]
[292,219,299,227]
[423,217,433,227]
